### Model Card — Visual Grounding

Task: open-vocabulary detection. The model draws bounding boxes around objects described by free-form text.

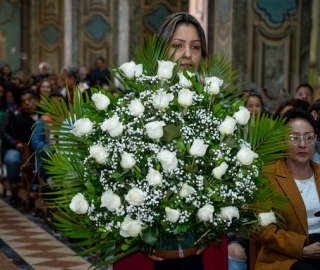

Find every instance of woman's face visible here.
[169,23,202,72]
[286,119,316,165]
[245,96,263,115]
[40,81,52,96]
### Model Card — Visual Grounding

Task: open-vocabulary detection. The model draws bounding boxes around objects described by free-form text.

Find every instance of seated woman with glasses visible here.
[252,108,320,270]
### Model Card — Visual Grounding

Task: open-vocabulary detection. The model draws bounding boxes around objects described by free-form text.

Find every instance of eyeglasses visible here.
[287,133,317,145]
[297,92,312,97]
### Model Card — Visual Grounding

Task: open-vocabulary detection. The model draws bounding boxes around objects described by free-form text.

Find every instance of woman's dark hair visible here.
[242,92,265,108]
[283,108,317,134]
[308,99,320,114]
[0,64,12,77]
[274,98,309,118]
[156,12,208,60]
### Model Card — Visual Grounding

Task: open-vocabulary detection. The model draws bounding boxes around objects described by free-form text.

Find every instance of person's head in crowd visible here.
[61,66,79,92]
[274,98,310,118]
[308,99,320,120]
[0,82,7,110]
[295,83,313,104]
[156,12,207,72]
[95,57,106,71]
[39,62,49,75]
[18,88,37,114]
[25,75,36,86]
[283,108,317,160]
[0,64,12,80]
[36,78,54,102]
[242,91,265,116]
[10,76,24,87]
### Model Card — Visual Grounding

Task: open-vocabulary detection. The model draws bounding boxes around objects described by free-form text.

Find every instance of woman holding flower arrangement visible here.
[36,10,289,270]
[252,109,320,269]
[114,12,231,270]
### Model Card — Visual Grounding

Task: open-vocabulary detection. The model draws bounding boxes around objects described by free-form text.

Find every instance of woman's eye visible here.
[172,44,182,49]
[192,45,200,50]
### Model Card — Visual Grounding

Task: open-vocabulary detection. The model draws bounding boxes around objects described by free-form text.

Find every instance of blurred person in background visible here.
[0,64,12,84]
[36,78,54,107]
[274,98,310,118]
[308,99,320,164]
[34,61,50,83]
[295,83,313,105]
[60,66,79,103]
[90,57,111,90]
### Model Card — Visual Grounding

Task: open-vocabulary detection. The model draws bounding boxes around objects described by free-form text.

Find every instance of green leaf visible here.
[163,124,181,143]
[142,226,159,246]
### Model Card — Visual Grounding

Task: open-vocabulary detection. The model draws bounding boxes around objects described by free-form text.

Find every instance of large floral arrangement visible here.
[38,36,289,268]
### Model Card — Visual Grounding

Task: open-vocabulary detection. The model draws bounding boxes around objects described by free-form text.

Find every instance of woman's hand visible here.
[148,247,205,261]
[147,253,165,261]
[302,242,320,259]
[196,247,205,255]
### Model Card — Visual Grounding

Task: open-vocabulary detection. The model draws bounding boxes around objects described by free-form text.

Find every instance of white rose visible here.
[145,121,165,139]
[236,145,258,165]
[157,150,178,172]
[101,190,121,211]
[69,193,89,215]
[100,115,124,137]
[220,206,239,221]
[119,61,143,79]
[125,187,144,206]
[89,144,109,164]
[178,88,194,107]
[120,216,142,237]
[189,139,209,157]
[165,207,180,223]
[157,60,176,79]
[178,71,195,88]
[218,116,237,135]
[212,162,228,180]
[197,204,214,222]
[128,99,145,116]
[120,152,136,169]
[233,106,250,125]
[72,118,93,136]
[146,168,162,186]
[179,183,196,198]
[91,92,110,111]
[151,89,174,110]
[204,76,223,95]
[258,211,277,226]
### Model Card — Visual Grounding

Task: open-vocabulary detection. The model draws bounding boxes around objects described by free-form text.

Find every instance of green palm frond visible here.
[242,113,290,166]
[133,35,171,75]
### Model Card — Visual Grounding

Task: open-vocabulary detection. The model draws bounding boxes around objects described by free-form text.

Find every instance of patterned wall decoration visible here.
[213,0,233,62]
[247,0,302,112]
[80,0,114,74]
[36,0,64,75]
[140,0,186,45]
[0,0,21,73]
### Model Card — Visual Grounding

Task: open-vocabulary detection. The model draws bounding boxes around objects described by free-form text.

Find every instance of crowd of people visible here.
[0,58,112,203]
[1,11,320,270]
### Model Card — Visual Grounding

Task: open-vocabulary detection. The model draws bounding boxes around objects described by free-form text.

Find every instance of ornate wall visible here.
[0,0,21,73]
[1,0,319,110]
[229,0,312,112]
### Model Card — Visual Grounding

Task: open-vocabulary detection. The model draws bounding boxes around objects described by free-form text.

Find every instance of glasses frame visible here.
[287,133,317,145]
